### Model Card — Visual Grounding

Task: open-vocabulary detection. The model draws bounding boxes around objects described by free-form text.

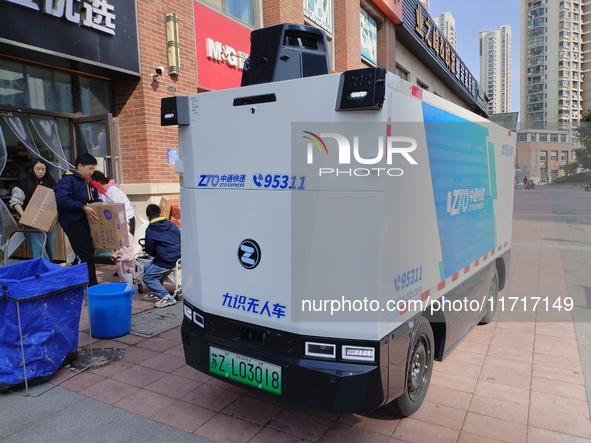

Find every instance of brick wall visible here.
[262,0,303,27]
[115,0,396,188]
[115,0,198,185]
[334,0,363,72]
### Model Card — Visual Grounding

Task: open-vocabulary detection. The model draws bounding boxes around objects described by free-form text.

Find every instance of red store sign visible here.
[194,3,252,90]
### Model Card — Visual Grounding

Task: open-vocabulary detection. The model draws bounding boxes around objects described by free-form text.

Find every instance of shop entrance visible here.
[72,114,116,179]
[0,111,115,261]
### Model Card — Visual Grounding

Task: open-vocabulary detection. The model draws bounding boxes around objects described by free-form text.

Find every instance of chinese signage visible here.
[413,4,475,99]
[4,0,115,35]
[397,0,481,109]
[0,0,139,75]
[194,2,251,90]
[303,0,333,34]
[360,10,377,64]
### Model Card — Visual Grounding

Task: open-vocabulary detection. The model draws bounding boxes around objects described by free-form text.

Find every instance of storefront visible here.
[0,0,140,175]
[193,2,252,91]
[0,0,140,260]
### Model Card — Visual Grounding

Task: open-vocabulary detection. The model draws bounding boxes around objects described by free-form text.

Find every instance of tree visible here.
[560,162,579,176]
[574,110,591,169]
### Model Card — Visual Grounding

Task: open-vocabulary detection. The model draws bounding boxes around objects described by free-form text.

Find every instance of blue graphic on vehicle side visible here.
[422,102,496,279]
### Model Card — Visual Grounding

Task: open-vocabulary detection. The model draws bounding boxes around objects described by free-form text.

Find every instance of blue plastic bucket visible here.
[87,283,134,339]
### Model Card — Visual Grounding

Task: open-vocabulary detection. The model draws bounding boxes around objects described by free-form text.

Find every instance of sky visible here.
[429,0,520,113]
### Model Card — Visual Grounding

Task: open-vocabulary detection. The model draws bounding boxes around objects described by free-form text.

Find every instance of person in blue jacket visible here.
[54,153,100,286]
[141,203,181,308]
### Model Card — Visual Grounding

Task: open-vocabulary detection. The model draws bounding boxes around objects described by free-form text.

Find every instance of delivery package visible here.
[159,195,180,219]
[20,185,57,232]
[89,202,129,249]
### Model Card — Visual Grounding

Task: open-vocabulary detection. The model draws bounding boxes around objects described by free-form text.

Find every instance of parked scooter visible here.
[527,179,535,189]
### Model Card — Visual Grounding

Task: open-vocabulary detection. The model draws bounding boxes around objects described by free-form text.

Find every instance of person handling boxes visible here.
[54,153,100,286]
[9,158,57,261]
[141,203,181,308]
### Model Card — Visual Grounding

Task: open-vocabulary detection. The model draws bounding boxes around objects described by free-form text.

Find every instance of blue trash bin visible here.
[0,258,89,391]
[87,283,135,339]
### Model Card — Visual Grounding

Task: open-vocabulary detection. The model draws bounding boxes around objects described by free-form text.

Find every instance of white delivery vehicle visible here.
[163,24,515,416]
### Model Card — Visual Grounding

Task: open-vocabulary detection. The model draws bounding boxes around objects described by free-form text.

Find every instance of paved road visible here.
[1,186,591,443]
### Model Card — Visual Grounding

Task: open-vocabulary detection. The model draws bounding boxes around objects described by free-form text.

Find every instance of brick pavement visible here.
[17,186,591,442]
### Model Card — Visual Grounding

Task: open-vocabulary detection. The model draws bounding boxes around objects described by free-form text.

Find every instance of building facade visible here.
[520,0,583,130]
[0,0,486,261]
[437,12,456,50]
[516,130,574,181]
[480,25,512,115]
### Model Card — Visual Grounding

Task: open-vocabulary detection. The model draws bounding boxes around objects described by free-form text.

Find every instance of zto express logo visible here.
[103,210,113,220]
[301,131,418,177]
[238,239,261,269]
[446,188,486,216]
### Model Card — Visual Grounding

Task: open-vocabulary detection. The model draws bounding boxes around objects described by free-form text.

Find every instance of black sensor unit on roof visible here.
[241,23,330,87]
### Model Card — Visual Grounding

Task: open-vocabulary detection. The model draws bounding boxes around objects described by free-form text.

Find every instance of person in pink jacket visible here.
[111,232,134,282]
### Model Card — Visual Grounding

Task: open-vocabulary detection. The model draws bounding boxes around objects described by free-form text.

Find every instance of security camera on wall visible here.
[151,66,166,81]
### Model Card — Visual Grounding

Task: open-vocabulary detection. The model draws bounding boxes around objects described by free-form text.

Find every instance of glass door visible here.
[72,114,115,179]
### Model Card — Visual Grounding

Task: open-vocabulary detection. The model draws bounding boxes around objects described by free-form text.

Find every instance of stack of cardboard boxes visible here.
[159,195,180,228]
[18,187,130,258]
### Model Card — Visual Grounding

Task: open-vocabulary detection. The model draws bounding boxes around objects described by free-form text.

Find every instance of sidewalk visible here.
[2,186,591,443]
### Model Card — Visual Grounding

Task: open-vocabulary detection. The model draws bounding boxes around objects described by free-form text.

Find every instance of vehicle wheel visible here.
[137,283,144,294]
[385,316,434,417]
[479,267,498,325]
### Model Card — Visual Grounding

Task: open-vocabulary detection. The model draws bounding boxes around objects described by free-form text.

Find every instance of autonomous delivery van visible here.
[163,24,514,416]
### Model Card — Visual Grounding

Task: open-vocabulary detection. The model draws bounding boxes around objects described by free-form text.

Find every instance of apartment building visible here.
[438,12,457,50]
[480,25,512,114]
[520,0,584,130]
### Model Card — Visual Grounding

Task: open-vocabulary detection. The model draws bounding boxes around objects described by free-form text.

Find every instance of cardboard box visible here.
[159,195,180,219]
[89,202,129,250]
[20,185,57,232]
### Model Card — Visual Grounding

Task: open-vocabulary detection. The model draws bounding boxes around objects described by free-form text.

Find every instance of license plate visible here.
[209,346,282,395]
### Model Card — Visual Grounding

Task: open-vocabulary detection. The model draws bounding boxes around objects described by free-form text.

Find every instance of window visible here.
[416,79,429,91]
[360,9,377,65]
[0,59,27,107]
[396,65,408,81]
[539,133,548,141]
[551,134,559,142]
[528,93,544,103]
[0,60,74,113]
[561,134,567,142]
[528,103,544,112]
[203,0,257,26]
[518,134,527,142]
[80,77,111,115]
